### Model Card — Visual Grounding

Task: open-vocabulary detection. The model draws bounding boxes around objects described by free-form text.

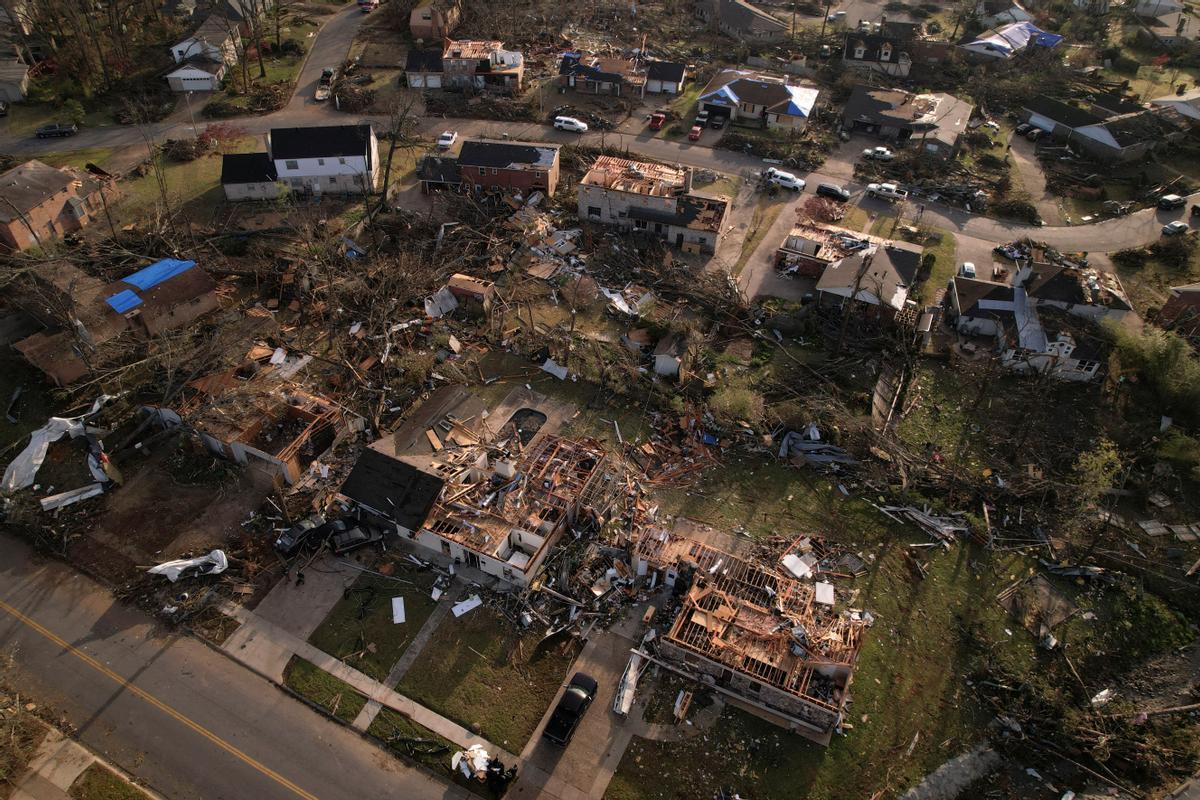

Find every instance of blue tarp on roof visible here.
[105,289,143,313]
[121,259,196,291]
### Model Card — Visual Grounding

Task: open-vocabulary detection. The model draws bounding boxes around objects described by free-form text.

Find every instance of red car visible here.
[649,112,666,131]
[688,125,703,141]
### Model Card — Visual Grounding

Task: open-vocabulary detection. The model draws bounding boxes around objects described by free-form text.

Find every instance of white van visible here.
[764,167,805,191]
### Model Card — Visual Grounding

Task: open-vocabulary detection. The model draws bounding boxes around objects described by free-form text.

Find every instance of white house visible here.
[267,125,379,196]
[1151,88,1200,121]
[698,69,820,131]
[170,15,239,65]
[166,58,226,91]
[0,60,29,102]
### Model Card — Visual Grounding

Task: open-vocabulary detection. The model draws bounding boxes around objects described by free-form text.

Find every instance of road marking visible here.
[0,598,320,800]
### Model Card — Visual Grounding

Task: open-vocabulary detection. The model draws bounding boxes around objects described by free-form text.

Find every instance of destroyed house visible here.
[171,350,361,484]
[842,33,911,77]
[345,434,612,586]
[558,51,645,97]
[776,222,887,279]
[577,156,729,254]
[635,532,866,741]
[405,39,524,92]
[14,259,218,386]
[1022,260,1132,321]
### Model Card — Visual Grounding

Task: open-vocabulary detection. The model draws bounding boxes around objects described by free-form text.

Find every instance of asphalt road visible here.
[0,533,468,800]
[286,3,367,113]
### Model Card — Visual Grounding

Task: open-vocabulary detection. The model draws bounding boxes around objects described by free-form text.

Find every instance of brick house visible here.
[0,160,113,252]
[409,0,460,39]
[417,139,560,197]
[405,38,524,92]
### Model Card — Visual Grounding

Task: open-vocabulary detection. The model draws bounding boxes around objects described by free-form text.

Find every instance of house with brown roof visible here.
[1160,282,1200,338]
[409,0,460,39]
[13,259,219,386]
[698,69,820,131]
[814,241,924,318]
[842,33,911,77]
[0,160,112,252]
[696,0,788,42]
[842,85,974,157]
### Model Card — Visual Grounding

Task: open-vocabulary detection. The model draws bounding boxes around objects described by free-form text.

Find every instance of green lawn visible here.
[917,229,957,303]
[67,764,148,800]
[112,136,261,223]
[368,709,488,797]
[282,656,368,723]
[37,147,119,172]
[1112,239,1200,314]
[396,607,579,751]
[2,104,114,139]
[307,570,441,682]
[839,205,869,232]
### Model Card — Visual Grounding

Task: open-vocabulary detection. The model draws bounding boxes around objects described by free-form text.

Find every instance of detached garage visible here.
[166,59,225,92]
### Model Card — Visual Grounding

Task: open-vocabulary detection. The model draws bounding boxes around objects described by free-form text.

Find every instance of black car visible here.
[35,122,78,138]
[816,183,851,202]
[709,116,725,130]
[1015,123,1032,135]
[274,514,326,557]
[1159,193,1187,210]
[0,101,9,117]
[543,672,598,745]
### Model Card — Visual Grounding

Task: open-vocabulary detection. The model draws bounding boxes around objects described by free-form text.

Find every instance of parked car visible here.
[543,672,599,745]
[553,116,588,133]
[688,124,703,141]
[1159,193,1187,210]
[0,101,9,117]
[862,146,894,162]
[816,183,850,202]
[1015,123,1032,135]
[315,66,336,101]
[274,515,327,558]
[1162,221,1190,236]
[320,519,383,554]
[695,109,710,128]
[709,115,725,130]
[959,262,977,279]
[831,10,847,20]
[1192,204,1200,218]
[1025,128,1043,141]
[763,167,804,191]
[648,112,666,131]
[358,0,378,11]
[866,182,908,201]
[35,122,78,138]
[436,130,458,149]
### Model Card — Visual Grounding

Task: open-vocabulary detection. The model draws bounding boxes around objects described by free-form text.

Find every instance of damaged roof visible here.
[700,70,820,118]
[0,160,98,222]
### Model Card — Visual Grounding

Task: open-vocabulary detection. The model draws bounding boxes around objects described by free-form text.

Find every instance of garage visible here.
[166,61,225,92]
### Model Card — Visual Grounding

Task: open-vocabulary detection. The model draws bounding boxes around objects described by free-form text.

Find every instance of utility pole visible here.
[185,90,198,138]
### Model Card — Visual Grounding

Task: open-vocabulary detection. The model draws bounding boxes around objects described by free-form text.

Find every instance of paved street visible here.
[0,533,467,800]
[286,4,368,114]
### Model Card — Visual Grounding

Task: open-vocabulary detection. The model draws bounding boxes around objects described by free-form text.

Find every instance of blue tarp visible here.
[121,259,196,291]
[105,289,143,313]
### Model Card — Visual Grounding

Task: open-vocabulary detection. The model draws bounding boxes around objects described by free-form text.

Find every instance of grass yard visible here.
[734,194,791,276]
[917,229,957,303]
[67,764,148,800]
[368,709,488,797]
[868,211,900,238]
[112,136,261,224]
[307,569,442,682]
[2,104,114,139]
[838,204,869,232]
[1112,241,1200,313]
[37,147,119,172]
[282,656,368,723]
[0,705,46,792]
[692,172,741,200]
[396,606,579,751]
[474,350,654,448]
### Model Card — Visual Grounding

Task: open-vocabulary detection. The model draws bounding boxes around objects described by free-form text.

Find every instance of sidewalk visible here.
[216,600,591,800]
[12,726,160,800]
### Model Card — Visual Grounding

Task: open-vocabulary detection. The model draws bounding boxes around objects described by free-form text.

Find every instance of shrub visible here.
[990,198,1040,224]
[62,99,86,126]
[709,386,765,426]
[1148,232,1196,269]
[1106,322,1200,423]
[1157,431,1200,482]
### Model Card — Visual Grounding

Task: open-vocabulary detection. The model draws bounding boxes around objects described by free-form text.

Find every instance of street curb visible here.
[284,0,358,108]
[187,626,481,798]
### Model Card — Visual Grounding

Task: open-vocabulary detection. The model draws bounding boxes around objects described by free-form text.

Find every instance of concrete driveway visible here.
[516,612,648,799]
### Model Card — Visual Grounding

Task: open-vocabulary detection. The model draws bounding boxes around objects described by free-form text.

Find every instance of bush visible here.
[203,97,244,118]
[1157,431,1200,482]
[709,386,765,426]
[62,99,85,126]
[162,137,204,162]
[1148,233,1196,269]
[1106,322,1200,423]
[990,198,1041,224]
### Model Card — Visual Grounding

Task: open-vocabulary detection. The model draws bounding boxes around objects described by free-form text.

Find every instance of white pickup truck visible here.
[867,182,908,201]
